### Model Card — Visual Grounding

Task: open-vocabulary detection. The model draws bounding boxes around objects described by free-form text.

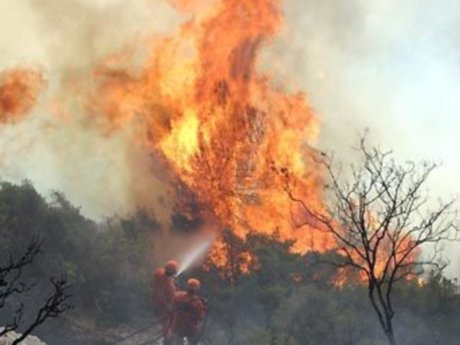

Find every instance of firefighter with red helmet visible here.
[152,260,179,344]
[165,278,207,345]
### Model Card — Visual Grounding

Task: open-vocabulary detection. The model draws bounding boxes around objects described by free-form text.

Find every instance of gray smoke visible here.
[0,0,182,222]
[0,0,459,274]
[268,0,460,277]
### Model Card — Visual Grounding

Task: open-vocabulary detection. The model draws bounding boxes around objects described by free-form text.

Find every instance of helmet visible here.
[187,278,201,293]
[164,260,178,275]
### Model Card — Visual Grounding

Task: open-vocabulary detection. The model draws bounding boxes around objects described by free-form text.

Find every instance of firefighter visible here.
[152,260,178,321]
[166,278,207,345]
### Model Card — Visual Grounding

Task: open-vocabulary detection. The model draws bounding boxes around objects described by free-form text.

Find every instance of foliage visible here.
[0,181,159,328]
[284,137,459,345]
[0,181,459,345]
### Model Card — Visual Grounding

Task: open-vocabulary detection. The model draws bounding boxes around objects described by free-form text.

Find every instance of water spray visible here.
[176,237,214,277]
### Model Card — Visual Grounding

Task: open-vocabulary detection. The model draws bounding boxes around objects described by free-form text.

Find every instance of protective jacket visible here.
[170,291,206,338]
[152,267,176,317]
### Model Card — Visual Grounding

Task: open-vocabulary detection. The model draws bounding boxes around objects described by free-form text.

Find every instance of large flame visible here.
[92,0,332,258]
[0,0,419,282]
[90,0,420,278]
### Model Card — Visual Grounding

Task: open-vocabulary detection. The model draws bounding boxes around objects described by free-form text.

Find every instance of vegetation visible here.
[284,137,459,345]
[0,179,458,344]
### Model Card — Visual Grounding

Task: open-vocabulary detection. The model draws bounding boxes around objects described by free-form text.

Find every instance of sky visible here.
[0,0,459,275]
[278,0,460,276]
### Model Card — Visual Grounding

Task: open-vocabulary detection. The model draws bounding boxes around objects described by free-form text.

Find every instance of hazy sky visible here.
[278,0,460,276]
[0,0,459,274]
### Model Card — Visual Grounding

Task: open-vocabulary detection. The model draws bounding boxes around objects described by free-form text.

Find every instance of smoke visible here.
[0,0,183,221]
[0,68,45,123]
[272,0,460,155]
[267,0,460,276]
[0,1,459,273]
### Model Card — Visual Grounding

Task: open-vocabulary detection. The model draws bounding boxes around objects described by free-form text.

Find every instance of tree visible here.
[0,238,72,344]
[193,230,307,345]
[283,137,459,345]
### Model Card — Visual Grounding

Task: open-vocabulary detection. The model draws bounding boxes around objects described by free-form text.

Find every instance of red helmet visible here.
[187,278,201,293]
[164,260,178,275]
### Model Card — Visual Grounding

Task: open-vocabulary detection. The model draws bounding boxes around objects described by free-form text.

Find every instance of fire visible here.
[0,0,420,284]
[91,0,331,258]
[0,67,45,123]
[330,210,421,287]
[160,108,200,172]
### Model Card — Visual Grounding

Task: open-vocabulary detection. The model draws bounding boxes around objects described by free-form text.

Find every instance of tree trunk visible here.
[384,329,396,345]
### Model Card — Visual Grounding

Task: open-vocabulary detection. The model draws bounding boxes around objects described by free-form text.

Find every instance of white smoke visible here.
[269,0,460,277]
[0,0,459,274]
[0,0,183,221]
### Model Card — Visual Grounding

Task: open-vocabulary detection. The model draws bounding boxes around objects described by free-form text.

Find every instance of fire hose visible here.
[103,308,210,345]
[63,315,165,345]
[108,304,210,345]
[106,318,162,345]
[94,240,214,345]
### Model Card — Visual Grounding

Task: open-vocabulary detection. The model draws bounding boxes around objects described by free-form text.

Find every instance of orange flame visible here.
[91,0,332,257]
[0,68,45,123]
[89,0,422,282]
[5,0,419,284]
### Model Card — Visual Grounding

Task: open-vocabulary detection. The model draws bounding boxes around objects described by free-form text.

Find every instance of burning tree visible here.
[284,137,459,345]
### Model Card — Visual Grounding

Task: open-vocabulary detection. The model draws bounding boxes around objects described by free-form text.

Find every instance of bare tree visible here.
[282,137,459,345]
[0,238,73,344]
[0,239,42,313]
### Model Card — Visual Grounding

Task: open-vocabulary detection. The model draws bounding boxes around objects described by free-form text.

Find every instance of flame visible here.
[331,211,421,286]
[160,108,200,172]
[1,0,420,285]
[0,68,45,123]
[87,0,421,282]
[90,0,331,258]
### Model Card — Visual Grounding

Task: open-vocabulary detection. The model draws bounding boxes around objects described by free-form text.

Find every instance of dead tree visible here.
[283,137,459,345]
[0,238,73,344]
